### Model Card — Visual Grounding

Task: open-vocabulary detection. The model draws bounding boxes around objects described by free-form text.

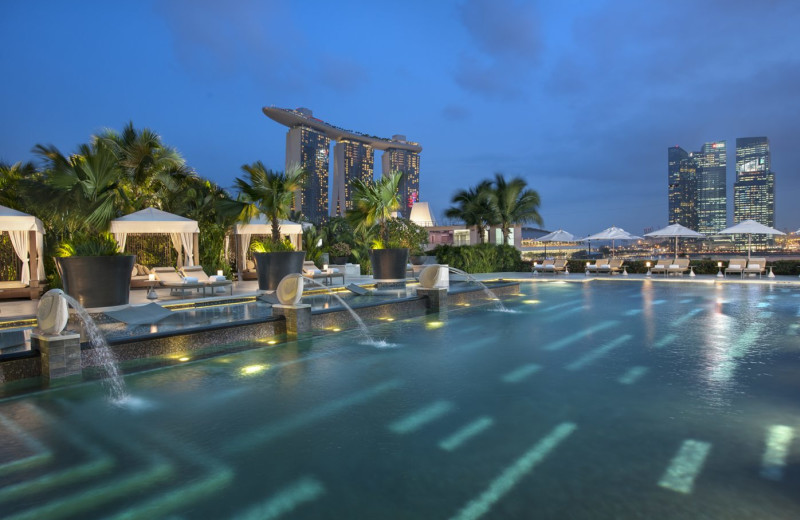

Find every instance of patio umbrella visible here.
[718,220,784,259]
[583,226,642,258]
[644,224,705,260]
[536,229,577,257]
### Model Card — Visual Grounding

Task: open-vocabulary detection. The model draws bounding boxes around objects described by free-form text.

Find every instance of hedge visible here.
[432,244,525,273]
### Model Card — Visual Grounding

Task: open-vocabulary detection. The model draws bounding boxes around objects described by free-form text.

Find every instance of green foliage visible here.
[301,225,326,265]
[199,222,231,276]
[432,244,523,273]
[328,242,351,258]
[347,171,402,243]
[445,180,494,244]
[250,238,294,253]
[490,173,543,245]
[234,162,306,243]
[56,233,121,257]
[385,218,428,252]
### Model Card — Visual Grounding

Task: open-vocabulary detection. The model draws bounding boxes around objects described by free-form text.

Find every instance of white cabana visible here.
[233,216,304,281]
[109,208,200,267]
[0,204,46,289]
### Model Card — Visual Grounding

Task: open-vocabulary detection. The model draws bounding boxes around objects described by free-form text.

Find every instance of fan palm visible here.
[233,162,306,243]
[346,171,402,246]
[0,161,37,210]
[445,180,495,244]
[33,142,128,235]
[490,173,543,246]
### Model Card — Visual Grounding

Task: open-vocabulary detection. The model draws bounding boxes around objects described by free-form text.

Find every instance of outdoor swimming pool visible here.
[0,280,798,519]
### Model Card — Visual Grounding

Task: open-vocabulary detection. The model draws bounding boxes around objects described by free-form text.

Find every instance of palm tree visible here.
[445,180,495,244]
[490,173,543,246]
[346,171,402,246]
[0,161,37,210]
[33,142,128,235]
[233,162,306,244]
[96,122,191,209]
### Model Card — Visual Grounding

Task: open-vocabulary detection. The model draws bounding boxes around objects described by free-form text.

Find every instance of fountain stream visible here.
[60,294,128,403]
[446,267,509,312]
[302,278,394,348]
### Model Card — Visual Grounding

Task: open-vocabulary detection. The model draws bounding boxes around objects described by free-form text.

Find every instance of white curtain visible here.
[180,232,195,267]
[113,232,127,253]
[169,233,183,267]
[223,235,230,262]
[36,232,45,280]
[8,230,30,285]
[239,233,251,270]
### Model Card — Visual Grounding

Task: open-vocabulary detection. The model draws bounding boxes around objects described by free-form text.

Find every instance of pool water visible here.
[1,281,799,519]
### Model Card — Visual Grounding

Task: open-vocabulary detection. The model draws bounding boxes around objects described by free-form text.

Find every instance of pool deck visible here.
[2,271,799,321]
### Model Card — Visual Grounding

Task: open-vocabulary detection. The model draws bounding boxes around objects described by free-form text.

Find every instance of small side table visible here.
[146,282,159,300]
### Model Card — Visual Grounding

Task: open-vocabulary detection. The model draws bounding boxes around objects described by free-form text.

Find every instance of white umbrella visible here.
[583,226,642,257]
[718,220,784,259]
[536,229,577,257]
[644,224,705,260]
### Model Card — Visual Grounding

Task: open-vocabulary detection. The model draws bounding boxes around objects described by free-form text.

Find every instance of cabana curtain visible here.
[8,230,30,285]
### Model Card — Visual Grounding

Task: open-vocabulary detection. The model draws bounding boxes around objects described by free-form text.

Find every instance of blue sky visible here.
[2,0,799,237]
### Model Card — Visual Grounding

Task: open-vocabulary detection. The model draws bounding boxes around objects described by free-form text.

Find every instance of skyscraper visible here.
[263,107,422,223]
[696,141,727,234]
[667,146,698,229]
[734,136,774,231]
[382,135,421,220]
[286,124,330,225]
[332,139,374,217]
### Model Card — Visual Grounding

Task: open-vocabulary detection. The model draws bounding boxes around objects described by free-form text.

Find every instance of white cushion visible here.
[669,264,680,269]
[330,268,340,273]
[748,263,760,269]
[728,264,741,269]
[182,276,198,284]
[600,264,610,269]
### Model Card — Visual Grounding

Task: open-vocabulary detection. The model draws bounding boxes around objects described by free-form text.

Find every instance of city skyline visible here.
[2,1,800,237]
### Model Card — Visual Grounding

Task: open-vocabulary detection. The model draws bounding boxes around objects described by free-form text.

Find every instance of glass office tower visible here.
[332,139,374,217]
[667,146,698,229]
[734,137,774,244]
[287,126,330,225]
[696,141,727,234]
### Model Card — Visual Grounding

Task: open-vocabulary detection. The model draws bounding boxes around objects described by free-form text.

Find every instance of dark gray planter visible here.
[56,255,135,309]
[331,256,348,265]
[370,248,409,280]
[254,251,306,290]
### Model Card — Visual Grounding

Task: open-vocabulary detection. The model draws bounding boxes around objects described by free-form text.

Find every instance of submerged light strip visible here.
[542,321,618,352]
[760,425,794,481]
[501,363,542,384]
[565,334,632,371]
[439,416,494,452]
[617,366,649,385]
[388,400,454,435]
[658,439,711,494]
[232,476,325,520]
[449,422,577,520]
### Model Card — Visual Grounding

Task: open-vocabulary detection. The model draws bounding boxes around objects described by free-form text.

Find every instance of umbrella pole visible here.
[675,236,678,261]
[748,234,751,260]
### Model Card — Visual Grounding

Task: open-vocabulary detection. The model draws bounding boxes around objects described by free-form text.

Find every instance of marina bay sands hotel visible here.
[263,106,422,224]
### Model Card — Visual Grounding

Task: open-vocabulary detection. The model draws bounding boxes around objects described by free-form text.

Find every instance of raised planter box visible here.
[253,251,306,291]
[56,255,135,308]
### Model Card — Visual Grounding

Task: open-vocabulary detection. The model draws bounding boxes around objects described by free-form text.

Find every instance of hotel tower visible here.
[263,107,422,224]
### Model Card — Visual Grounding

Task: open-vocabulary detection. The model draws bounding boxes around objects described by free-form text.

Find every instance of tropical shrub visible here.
[328,242,351,258]
[250,238,294,253]
[55,233,121,257]
[385,218,428,253]
[432,244,524,273]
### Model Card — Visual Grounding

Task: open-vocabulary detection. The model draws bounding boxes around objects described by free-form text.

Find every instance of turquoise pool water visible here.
[1,280,799,519]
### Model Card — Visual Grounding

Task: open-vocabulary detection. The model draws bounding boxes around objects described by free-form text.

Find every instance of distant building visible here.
[382,135,421,220]
[734,137,774,244]
[667,146,698,229]
[696,141,727,234]
[263,107,422,224]
[332,139,374,217]
[286,125,330,225]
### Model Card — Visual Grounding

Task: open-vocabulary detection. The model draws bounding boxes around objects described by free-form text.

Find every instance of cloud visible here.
[453,0,543,99]
[441,104,471,121]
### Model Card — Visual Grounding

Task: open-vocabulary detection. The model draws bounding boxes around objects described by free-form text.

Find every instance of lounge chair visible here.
[598,258,624,275]
[543,258,568,274]
[666,258,690,276]
[532,259,554,272]
[586,258,608,274]
[180,266,234,295]
[130,263,155,289]
[725,258,747,277]
[241,259,258,280]
[152,266,207,297]
[650,260,670,276]
[302,261,344,286]
[742,257,767,278]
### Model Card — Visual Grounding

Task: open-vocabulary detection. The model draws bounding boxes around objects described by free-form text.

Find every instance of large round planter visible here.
[253,251,306,291]
[56,255,136,309]
[370,248,409,281]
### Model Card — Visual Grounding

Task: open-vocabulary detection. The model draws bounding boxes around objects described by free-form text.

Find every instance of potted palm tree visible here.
[55,233,135,308]
[233,162,306,290]
[35,141,136,308]
[347,172,407,280]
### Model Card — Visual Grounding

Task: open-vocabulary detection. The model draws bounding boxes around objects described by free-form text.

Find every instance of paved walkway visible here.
[2,271,799,321]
